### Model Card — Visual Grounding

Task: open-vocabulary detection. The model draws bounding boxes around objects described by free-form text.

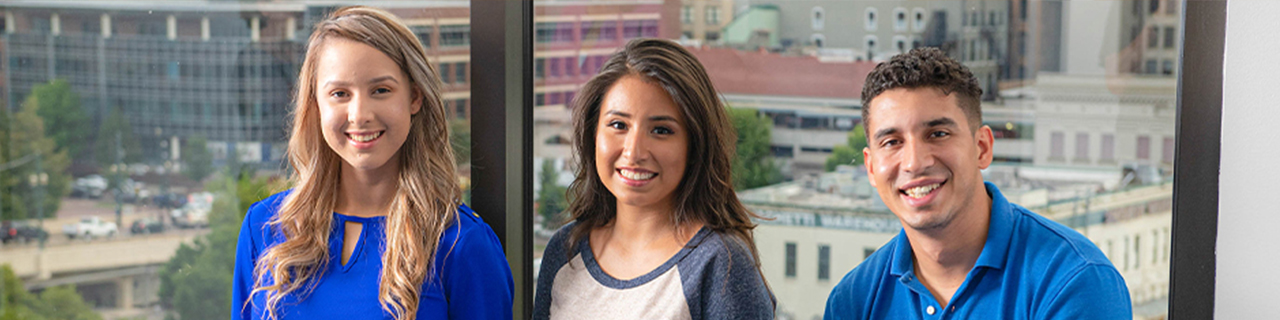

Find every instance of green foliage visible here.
[94,107,143,169]
[27,79,91,160]
[825,123,868,171]
[450,119,471,166]
[536,159,568,230]
[0,101,72,221]
[1,265,102,320]
[158,170,277,320]
[182,135,214,182]
[727,107,783,190]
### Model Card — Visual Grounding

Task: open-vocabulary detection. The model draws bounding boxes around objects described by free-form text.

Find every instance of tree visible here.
[449,119,471,166]
[26,79,91,161]
[825,123,868,172]
[1,265,102,320]
[727,107,783,190]
[0,102,72,221]
[536,159,568,230]
[158,169,278,320]
[93,107,142,170]
[182,135,214,182]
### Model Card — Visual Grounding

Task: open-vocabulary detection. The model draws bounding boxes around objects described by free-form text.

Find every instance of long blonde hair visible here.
[249,7,461,320]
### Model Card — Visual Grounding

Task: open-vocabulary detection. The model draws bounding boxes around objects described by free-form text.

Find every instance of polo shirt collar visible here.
[888,181,1014,278]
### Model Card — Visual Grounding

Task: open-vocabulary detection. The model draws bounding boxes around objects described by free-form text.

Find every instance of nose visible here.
[620,129,649,163]
[900,138,934,173]
[347,93,373,125]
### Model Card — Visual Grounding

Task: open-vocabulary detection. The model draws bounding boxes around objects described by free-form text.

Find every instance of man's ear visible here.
[975,125,994,169]
[864,146,876,187]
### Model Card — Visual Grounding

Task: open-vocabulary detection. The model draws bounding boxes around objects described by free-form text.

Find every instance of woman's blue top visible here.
[231,191,513,320]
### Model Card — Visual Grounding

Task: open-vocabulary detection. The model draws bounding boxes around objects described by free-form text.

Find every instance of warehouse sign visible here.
[754,209,902,233]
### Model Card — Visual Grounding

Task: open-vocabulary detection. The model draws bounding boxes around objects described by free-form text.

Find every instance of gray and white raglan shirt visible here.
[533,222,775,320]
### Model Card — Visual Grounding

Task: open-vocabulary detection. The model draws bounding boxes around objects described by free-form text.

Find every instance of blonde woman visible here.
[231,7,512,320]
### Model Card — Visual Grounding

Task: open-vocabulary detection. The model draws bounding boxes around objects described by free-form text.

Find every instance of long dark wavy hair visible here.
[564,38,768,283]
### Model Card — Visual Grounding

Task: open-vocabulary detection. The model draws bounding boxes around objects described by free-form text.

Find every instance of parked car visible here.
[70,175,109,199]
[152,192,188,210]
[130,217,165,234]
[1,220,48,244]
[62,216,118,240]
[171,192,213,229]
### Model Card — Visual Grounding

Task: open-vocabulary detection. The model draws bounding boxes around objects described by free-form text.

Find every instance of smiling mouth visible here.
[346,131,384,143]
[901,181,944,199]
[618,168,657,181]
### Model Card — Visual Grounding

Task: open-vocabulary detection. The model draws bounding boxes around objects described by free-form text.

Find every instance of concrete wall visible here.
[1215,1,1280,318]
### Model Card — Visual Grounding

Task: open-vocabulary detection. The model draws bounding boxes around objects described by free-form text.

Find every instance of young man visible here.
[824,48,1131,319]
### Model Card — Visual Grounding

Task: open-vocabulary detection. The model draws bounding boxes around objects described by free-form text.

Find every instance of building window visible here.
[623,20,642,39]
[914,8,928,31]
[439,63,452,83]
[454,62,466,84]
[439,24,469,47]
[706,6,720,25]
[812,7,824,31]
[1164,26,1176,49]
[455,99,467,119]
[681,6,692,24]
[1050,131,1064,160]
[894,8,907,31]
[1162,136,1175,164]
[865,36,877,60]
[785,242,797,278]
[1101,134,1115,161]
[865,8,878,31]
[536,22,556,43]
[818,244,831,281]
[534,57,545,79]
[1076,133,1089,161]
[1148,26,1159,48]
[1137,135,1151,160]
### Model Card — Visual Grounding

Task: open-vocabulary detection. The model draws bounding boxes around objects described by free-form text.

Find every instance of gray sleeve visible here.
[681,233,776,320]
[532,222,577,320]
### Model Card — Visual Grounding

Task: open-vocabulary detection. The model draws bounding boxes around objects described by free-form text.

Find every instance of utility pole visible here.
[115,131,123,230]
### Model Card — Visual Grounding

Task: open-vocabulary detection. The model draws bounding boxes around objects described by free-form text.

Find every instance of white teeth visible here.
[904,183,941,199]
[349,131,382,142]
[619,169,656,181]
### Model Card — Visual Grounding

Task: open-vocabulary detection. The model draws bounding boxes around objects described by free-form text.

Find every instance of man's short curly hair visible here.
[861,47,983,133]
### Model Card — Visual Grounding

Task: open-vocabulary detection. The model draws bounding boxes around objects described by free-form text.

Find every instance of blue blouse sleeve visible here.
[231,199,269,320]
[440,206,514,320]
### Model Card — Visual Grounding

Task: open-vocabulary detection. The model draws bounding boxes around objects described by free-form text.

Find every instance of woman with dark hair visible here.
[533,38,774,319]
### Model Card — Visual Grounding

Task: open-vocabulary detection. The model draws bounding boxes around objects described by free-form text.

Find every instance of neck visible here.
[905,187,993,285]
[335,158,400,218]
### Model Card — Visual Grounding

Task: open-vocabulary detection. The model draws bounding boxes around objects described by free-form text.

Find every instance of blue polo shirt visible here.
[824,182,1130,319]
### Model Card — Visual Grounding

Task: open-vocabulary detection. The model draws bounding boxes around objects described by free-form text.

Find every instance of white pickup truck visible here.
[62,216,118,240]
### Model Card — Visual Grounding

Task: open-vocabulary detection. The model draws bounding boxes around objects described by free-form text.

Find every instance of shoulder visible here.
[541,221,580,268]
[241,190,293,239]
[1011,204,1114,268]
[438,203,503,259]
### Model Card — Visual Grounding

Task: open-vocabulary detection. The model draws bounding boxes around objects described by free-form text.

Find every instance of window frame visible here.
[462,0,1229,318]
